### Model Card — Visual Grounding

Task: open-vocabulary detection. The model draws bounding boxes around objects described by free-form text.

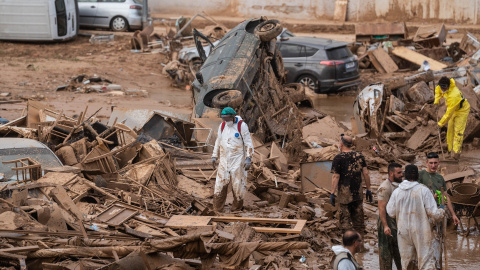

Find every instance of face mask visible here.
[226,121,234,127]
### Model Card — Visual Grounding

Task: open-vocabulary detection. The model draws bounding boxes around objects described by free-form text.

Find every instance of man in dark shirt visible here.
[331,134,372,237]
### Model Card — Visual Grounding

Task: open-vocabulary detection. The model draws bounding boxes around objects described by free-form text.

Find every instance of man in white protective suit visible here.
[387,164,445,270]
[211,107,254,213]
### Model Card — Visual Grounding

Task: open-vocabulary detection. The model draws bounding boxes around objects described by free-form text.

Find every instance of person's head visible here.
[342,230,362,254]
[221,107,236,123]
[404,164,419,181]
[388,162,403,183]
[439,77,450,92]
[426,152,440,173]
[339,133,353,151]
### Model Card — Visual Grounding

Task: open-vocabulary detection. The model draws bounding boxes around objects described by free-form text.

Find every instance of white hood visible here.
[332,245,351,255]
[235,115,243,122]
[399,180,419,190]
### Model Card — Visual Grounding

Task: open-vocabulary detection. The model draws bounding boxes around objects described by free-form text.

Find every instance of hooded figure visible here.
[434,77,470,158]
[211,107,254,212]
[387,165,445,270]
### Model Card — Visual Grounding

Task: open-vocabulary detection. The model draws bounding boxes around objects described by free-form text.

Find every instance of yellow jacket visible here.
[434,78,470,127]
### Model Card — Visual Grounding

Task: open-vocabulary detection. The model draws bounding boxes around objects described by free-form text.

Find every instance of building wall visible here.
[150,0,480,24]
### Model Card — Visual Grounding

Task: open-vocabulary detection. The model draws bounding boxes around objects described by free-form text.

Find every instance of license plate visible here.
[346,62,355,68]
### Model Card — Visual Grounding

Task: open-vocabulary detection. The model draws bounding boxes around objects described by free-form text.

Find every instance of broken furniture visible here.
[355,22,408,43]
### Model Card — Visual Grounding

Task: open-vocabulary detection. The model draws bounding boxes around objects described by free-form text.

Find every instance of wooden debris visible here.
[392,46,447,71]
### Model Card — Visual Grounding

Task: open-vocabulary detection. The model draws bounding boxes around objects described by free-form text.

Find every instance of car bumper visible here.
[316,77,361,93]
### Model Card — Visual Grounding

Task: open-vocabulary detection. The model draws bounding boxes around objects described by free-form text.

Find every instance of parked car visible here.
[277,36,360,93]
[78,0,143,32]
[0,138,63,182]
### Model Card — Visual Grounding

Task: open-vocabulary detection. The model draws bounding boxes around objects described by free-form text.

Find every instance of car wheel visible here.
[212,90,243,109]
[254,20,282,42]
[284,83,306,103]
[111,16,128,32]
[298,75,318,91]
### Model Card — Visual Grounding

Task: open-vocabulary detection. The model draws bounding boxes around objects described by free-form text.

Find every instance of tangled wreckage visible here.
[2,18,480,269]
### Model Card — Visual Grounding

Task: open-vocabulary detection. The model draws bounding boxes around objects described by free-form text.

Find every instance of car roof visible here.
[0,138,50,150]
[279,37,348,49]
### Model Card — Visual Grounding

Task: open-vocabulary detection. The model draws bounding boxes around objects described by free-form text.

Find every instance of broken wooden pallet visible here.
[165,215,306,234]
[392,46,447,71]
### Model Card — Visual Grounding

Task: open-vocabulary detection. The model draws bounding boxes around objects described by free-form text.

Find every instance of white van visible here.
[0,0,79,41]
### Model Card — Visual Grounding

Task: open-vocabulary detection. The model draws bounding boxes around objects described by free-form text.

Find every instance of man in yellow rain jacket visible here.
[434,77,470,159]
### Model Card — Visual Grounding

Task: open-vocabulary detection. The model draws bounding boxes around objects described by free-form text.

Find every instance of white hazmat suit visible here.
[387,180,445,270]
[212,116,254,212]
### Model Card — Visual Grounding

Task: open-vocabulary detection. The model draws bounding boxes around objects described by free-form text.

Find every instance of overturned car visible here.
[191,17,312,149]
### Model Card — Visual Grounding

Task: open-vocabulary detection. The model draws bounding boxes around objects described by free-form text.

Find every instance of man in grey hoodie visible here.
[387,165,445,270]
[331,230,364,270]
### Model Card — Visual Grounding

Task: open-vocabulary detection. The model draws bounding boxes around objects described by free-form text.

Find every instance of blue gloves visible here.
[245,157,252,170]
[330,193,336,206]
[366,190,373,203]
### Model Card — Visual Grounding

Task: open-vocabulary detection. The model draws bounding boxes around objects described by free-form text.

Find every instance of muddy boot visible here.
[453,152,461,160]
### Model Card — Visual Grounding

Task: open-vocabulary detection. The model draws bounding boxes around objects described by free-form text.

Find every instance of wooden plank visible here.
[371,48,398,73]
[165,215,307,234]
[0,245,39,253]
[333,0,348,22]
[392,46,447,71]
[50,186,84,221]
[165,215,212,228]
[444,169,475,182]
[406,125,432,150]
[368,51,386,73]
[270,142,288,172]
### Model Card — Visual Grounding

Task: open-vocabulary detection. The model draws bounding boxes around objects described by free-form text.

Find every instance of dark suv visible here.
[278,37,360,93]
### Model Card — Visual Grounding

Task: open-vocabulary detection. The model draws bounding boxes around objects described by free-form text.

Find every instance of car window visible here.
[305,46,319,57]
[279,44,305,58]
[78,0,97,2]
[326,46,353,60]
[133,0,143,3]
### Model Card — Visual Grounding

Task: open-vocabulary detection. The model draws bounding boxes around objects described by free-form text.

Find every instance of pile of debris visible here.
[0,99,383,269]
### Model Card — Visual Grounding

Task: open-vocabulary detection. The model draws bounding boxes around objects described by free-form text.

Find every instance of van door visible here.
[78,0,98,26]
[64,0,77,37]
[55,0,68,37]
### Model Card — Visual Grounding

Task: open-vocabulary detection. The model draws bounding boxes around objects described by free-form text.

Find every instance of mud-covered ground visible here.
[1,18,480,269]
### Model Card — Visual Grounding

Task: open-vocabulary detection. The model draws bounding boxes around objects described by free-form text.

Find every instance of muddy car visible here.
[191,17,309,147]
[192,18,308,116]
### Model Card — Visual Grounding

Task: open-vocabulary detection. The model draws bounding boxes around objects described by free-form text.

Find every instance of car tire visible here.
[271,49,285,80]
[111,16,129,32]
[297,75,318,91]
[284,83,305,103]
[254,20,282,42]
[212,90,243,109]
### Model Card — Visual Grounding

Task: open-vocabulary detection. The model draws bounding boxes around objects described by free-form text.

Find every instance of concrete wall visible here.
[150,0,480,24]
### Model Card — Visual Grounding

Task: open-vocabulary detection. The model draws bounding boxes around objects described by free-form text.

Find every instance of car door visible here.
[95,0,126,28]
[278,43,306,83]
[78,0,97,26]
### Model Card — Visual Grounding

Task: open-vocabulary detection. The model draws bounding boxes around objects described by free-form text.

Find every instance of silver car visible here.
[78,0,143,32]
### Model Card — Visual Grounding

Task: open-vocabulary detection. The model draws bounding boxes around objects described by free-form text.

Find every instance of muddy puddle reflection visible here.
[356,223,480,269]
[310,94,356,129]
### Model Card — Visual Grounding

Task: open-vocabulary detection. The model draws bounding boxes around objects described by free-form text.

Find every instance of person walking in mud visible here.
[330,134,372,239]
[377,163,403,270]
[211,107,254,213]
[435,76,470,160]
[418,152,460,269]
[387,165,445,270]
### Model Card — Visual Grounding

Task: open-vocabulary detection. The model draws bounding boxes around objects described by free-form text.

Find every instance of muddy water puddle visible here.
[311,94,356,129]
[356,230,480,269]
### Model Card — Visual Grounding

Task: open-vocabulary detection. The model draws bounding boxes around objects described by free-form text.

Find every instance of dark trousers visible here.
[338,200,365,235]
[378,217,402,270]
